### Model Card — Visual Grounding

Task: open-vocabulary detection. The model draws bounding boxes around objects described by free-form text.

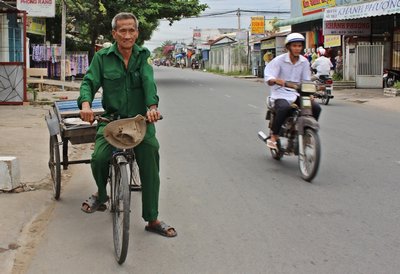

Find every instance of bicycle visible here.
[97,114,151,264]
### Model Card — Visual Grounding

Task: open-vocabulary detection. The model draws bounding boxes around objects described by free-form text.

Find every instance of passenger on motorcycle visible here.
[264,33,321,150]
[311,48,333,81]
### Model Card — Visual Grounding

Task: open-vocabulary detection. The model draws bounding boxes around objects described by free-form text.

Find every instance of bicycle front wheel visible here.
[111,161,131,264]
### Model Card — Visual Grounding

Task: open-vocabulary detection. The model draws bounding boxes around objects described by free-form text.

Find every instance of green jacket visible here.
[78,43,159,138]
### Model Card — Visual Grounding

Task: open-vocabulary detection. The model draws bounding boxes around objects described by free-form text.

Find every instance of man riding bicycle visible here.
[78,12,176,237]
[264,33,321,150]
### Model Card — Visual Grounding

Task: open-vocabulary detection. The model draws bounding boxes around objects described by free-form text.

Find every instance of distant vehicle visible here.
[383,68,400,88]
[191,60,199,70]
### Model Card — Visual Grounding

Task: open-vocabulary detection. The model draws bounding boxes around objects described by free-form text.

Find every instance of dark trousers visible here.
[91,125,160,222]
[271,98,321,135]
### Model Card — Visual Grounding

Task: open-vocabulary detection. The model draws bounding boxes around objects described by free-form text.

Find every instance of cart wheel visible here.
[49,135,61,200]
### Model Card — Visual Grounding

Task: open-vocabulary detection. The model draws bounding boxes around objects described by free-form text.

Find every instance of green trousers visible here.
[91,125,160,222]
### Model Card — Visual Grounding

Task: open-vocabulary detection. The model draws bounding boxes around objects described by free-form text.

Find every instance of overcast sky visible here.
[144,0,290,51]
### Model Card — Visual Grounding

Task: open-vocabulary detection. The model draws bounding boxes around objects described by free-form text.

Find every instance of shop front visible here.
[324,0,400,87]
[0,2,27,105]
[259,35,287,77]
[249,41,261,76]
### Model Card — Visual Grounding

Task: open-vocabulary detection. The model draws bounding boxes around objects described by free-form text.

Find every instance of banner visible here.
[251,16,265,35]
[17,0,55,18]
[324,35,341,48]
[27,17,46,36]
[261,39,275,50]
[323,18,371,35]
[302,0,336,16]
[325,0,400,21]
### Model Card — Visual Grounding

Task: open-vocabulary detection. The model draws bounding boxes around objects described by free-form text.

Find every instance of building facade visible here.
[275,0,398,88]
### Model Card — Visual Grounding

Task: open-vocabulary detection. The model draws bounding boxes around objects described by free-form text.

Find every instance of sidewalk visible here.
[0,82,83,273]
[1,80,399,273]
[240,76,400,113]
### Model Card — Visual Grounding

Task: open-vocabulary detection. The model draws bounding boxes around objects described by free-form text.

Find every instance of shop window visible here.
[392,29,400,70]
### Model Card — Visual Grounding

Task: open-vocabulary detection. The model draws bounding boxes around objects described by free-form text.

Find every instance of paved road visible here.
[27,67,400,273]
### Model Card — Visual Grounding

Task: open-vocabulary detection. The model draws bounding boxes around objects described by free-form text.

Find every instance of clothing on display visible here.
[30,44,89,79]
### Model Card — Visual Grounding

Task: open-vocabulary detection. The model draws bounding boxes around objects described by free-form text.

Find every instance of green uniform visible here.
[78,43,160,221]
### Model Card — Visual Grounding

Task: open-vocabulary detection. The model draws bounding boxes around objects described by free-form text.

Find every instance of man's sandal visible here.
[267,139,278,150]
[145,221,177,238]
[81,195,109,214]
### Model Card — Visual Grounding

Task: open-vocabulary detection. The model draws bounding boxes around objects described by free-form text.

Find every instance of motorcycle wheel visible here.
[298,128,321,182]
[322,92,330,105]
[386,77,395,88]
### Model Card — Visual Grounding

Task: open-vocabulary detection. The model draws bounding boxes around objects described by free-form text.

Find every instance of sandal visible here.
[145,221,177,238]
[81,195,109,214]
[267,139,278,150]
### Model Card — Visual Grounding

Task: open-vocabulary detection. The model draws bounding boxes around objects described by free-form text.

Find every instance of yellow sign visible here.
[324,35,341,48]
[27,17,46,36]
[251,16,265,35]
[302,0,336,16]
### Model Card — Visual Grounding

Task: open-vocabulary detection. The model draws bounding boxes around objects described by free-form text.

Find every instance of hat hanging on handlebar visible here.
[103,115,147,149]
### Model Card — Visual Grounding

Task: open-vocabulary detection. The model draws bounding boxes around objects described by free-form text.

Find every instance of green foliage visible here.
[332,72,343,81]
[207,68,251,76]
[393,81,400,89]
[27,86,37,101]
[48,0,208,58]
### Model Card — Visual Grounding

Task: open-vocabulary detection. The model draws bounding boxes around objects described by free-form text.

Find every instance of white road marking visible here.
[248,104,258,109]
[225,94,231,98]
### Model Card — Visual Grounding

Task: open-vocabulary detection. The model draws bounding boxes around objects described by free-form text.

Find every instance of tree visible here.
[47,0,208,58]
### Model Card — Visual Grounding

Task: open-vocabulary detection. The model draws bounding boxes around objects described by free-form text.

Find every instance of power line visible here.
[196,9,290,18]
[159,9,290,22]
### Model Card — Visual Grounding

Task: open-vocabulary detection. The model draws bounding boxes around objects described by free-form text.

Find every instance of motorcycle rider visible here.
[264,33,321,150]
[311,47,333,80]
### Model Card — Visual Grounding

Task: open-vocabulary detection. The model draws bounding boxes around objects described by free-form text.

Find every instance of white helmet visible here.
[285,33,305,46]
[318,47,326,56]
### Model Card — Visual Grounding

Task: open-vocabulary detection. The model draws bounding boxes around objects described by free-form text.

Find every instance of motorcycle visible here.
[258,81,321,182]
[313,75,334,105]
[383,68,400,88]
[191,60,199,70]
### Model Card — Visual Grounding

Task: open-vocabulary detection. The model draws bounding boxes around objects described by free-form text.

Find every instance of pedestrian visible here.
[335,50,343,75]
[311,48,318,64]
[263,51,274,77]
[78,12,177,237]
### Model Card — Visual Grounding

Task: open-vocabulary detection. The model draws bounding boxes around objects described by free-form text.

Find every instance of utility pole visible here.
[61,0,66,85]
[237,8,241,72]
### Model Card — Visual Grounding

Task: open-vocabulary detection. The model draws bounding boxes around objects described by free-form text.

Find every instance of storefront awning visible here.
[274,13,324,27]
[324,0,400,21]
[0,0,18,11]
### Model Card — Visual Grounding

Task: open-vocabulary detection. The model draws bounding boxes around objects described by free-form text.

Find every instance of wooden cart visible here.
[45,98,104,200]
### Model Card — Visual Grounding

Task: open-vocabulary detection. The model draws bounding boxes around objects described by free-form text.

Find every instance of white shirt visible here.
[264,53,311,104]
[311,56,333,76]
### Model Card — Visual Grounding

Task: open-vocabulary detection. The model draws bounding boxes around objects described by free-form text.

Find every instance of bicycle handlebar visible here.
[94,115,163,124]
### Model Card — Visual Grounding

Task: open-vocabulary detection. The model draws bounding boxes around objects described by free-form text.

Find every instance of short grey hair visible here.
[111,12,139,30]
